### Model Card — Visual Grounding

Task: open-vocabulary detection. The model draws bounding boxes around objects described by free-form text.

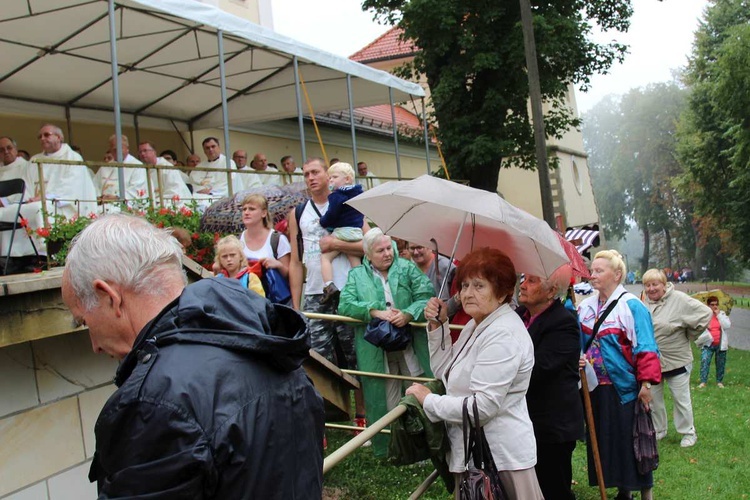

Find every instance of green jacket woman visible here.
[339,229,435,457]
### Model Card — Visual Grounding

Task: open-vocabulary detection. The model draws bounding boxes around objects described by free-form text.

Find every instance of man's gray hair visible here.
[362,227,390,257]
[66,214,185,311]
[542,264,573,299]
[0,136,18,147]
[41,124,64,141]
[109,134,129,147]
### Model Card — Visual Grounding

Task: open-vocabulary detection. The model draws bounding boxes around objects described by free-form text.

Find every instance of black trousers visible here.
[535,440,577,500]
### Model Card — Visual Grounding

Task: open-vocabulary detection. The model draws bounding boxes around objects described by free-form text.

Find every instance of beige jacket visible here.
[644,283,712,372]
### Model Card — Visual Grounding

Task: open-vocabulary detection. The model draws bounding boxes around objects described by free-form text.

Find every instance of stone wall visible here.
[0,331,118,499]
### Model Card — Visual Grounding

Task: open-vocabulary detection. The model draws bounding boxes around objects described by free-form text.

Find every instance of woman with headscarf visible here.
[578,250,661,500]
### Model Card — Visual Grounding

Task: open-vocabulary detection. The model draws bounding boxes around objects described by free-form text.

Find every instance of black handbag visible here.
[633,401,659,474]
[458,397,508,500]
[364,318,412,351]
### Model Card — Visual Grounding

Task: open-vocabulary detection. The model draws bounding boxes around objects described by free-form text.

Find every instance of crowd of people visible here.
[42,151,735,499]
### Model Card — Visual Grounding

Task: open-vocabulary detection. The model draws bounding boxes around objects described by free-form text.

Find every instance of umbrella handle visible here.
[580,367,607,500]
[438,213,468,299]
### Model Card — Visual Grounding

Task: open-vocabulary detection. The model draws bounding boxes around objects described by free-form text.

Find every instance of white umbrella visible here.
[347,175,568,280]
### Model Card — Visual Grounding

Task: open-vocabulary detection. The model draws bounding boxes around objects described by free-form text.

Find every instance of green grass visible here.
[733,297,750,310]
[323,346,750,499]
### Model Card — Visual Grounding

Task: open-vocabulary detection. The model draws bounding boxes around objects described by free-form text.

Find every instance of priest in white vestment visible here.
[31,124,97,220]
[246,152,281,187]
[94,135,148,212]
[138,142,192,207]
[190,137,242,206]
[356,161,382,190]
[0,136,43,258]
[233,149,262,191]
[0,136,36,204]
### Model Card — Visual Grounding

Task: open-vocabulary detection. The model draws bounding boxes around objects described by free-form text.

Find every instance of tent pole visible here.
[292,56,306,161]
[189,122,195,154]
[216,29,232,196]
[134,114,141,151]
[389,87,401,179]
[107,0,126,202]
[65,106,73,146]
[346,74,358,173]
[421,97,430,175]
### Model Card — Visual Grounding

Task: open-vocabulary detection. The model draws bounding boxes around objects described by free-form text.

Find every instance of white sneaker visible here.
[680,434,697,447]
[656,431,667,441]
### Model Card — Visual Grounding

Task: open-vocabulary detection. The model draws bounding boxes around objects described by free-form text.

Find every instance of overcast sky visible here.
[272,0,709,113]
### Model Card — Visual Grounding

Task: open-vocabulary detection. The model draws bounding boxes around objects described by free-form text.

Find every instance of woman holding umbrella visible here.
[578,250,661,500]
[406,248,543,499]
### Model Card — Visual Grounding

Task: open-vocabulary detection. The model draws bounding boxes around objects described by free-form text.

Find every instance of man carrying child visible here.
[318,162,364,305]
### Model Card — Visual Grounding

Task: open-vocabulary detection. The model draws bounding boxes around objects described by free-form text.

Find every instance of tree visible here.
[583,83,690,274]
[361,0,631,191]
[677,0,750,269]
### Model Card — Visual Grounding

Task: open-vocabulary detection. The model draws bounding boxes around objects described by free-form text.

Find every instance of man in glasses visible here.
[408,242,456,300]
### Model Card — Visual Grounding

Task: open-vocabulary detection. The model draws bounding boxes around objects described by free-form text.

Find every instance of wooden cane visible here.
[580,367,607,500]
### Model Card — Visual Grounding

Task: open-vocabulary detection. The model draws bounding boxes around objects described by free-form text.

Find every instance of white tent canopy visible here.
[0,0,425,129]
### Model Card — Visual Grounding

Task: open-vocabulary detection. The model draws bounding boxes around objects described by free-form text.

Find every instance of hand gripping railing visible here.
[311,310,458,498]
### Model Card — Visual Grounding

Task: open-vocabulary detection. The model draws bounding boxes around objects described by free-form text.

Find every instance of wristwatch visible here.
[643,382,652,389]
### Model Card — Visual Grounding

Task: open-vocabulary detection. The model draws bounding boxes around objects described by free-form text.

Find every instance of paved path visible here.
[619,285,750,351]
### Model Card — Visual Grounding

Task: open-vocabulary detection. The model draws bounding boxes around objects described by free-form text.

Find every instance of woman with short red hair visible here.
[407,248,543,499]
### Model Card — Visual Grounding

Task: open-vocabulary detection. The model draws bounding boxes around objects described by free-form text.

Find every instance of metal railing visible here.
[305,310,455,498]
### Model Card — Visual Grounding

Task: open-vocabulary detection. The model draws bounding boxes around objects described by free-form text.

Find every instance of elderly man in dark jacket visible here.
[61,214,324,499]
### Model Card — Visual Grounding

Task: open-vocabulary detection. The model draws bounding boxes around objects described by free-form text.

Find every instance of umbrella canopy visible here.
[556,233,591,278]
[347,175,569,278]
[691,289,735,315]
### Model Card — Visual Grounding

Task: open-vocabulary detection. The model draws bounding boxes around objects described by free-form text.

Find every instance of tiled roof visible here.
[317,104,422,135]
[349,27,418,63]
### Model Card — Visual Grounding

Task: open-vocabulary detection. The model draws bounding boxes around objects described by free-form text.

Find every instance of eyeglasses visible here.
[408,246,425,252]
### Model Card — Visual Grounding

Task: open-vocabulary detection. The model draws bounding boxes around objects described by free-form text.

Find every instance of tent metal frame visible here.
[0,0,432,186]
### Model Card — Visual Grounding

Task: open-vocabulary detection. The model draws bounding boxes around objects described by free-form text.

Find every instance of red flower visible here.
[158,208,171,216]
[36,227,50,238]
[213,232,220,243]
[88,212,97,219]
[156,222,164,228]
[171,195,181,203]
[137,189,146,197]
[192,233,200,240]
[179,207,193,217]
[19,217,29,228]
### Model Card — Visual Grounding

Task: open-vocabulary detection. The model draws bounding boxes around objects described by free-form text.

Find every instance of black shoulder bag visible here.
[458,396,507,500]
[583,292,628,354]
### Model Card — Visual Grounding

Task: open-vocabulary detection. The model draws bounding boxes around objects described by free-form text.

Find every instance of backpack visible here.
[270,229,280,259]
[294,201,307,262]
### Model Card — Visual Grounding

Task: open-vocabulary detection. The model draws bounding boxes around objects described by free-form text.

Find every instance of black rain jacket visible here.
[89,277,324,499]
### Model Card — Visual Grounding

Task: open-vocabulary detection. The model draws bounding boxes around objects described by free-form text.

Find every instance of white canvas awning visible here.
[0,0,425,128]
